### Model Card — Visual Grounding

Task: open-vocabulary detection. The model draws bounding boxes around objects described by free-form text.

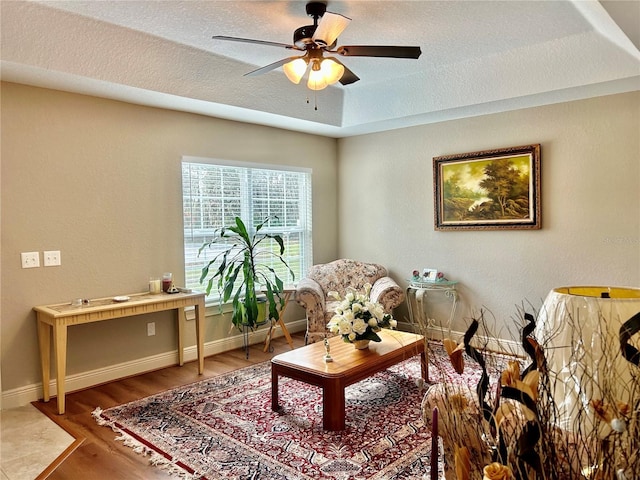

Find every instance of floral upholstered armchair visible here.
[295,259,405,344]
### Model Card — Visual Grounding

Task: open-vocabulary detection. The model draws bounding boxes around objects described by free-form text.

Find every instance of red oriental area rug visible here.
[94,349,490,479]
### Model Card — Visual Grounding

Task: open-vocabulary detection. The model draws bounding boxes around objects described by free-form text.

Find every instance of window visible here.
[182,157,312,301]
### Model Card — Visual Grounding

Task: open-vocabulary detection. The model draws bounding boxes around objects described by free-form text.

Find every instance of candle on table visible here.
[149,278,162,294]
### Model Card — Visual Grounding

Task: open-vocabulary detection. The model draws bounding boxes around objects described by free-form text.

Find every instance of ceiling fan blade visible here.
[244,56,304,77]
[329,58,360,85]
[213,35,297,50]
[336,45,422,59]
[312,11,351,47]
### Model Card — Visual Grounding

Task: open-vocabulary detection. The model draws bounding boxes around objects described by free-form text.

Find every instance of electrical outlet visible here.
[147,322,156,336]
[43,250,61,267]
[21,252,40,268]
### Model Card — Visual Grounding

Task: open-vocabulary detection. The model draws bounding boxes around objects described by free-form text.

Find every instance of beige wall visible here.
[338,92,640,337]
[1,82,338,396]
[2,83,639,405]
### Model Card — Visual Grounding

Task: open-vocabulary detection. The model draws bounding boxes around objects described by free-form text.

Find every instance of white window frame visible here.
[182,156,312,304]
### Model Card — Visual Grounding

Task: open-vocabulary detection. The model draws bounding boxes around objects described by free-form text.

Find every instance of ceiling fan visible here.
[213,1,422,91]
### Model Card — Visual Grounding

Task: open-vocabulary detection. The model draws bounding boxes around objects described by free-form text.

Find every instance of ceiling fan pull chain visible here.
[304,94,319,111]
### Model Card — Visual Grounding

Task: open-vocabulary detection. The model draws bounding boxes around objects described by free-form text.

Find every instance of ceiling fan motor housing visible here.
[294,2,329,49]
[306,2,327,18]
[293,25,317,49]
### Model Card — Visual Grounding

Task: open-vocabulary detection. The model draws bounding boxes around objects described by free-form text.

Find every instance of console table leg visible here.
[53,322,68,414]
[37,315,51,402]
[177,308,185,366]
[195,300,205,374]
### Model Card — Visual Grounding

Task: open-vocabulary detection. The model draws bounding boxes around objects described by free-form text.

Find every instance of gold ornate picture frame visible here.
[433,144,541,231]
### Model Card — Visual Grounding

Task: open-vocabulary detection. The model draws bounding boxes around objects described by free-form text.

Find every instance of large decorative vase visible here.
[536,286,640,432]
[353,339,370,350]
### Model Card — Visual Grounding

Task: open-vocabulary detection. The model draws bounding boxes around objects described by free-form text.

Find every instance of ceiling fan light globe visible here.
[320,58,345,85]
[307,68,328,90]
[283,58,308,84]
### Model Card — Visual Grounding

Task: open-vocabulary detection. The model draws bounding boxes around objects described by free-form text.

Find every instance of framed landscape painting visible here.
[433,144,541,231]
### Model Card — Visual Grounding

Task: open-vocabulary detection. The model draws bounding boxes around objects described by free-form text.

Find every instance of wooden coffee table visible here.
[271,329,426,431]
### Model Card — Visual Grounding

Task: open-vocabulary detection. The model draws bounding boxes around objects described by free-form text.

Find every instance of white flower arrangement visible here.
[326,283,397,343]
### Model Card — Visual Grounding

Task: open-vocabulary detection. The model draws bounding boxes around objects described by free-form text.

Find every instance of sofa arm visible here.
[295,278,328,343]
[370,276,405,312]
[295,278,325,310]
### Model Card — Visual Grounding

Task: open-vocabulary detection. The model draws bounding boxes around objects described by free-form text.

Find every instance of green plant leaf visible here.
[231,217,250,242]
[264,283,280,321]
[198,215,293,333]
[361,330,382,342]
[223,264,242,302]
[255,217,269,232]
[204,277,214,296]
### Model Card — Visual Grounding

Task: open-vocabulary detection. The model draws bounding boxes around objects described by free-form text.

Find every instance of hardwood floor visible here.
[32,334,306,479]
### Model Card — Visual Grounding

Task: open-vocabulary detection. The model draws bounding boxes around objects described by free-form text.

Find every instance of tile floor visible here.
[1,404,75,480]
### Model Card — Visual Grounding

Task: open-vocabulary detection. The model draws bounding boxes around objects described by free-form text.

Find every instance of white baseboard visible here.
[1,320,306,410]
[397,320,524,356]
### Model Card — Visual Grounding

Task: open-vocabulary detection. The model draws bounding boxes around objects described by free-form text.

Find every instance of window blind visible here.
[182,157,312,301]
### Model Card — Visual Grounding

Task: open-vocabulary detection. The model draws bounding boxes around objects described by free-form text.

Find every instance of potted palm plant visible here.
[199,216,294,330]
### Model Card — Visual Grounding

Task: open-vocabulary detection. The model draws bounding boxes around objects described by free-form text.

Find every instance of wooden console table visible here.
[34,291,206,414]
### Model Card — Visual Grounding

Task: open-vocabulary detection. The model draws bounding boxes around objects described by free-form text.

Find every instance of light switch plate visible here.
[44,250,61,266]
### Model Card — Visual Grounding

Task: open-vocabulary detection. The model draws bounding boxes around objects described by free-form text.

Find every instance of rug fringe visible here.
[92,407,201,479]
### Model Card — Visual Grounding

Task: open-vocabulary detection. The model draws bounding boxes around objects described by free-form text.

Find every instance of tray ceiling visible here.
[1,1,639,137]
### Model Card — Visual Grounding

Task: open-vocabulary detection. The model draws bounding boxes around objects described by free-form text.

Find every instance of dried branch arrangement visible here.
[421,306,640,480]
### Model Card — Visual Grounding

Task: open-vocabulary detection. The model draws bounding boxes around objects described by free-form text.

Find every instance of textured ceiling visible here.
[1,0,639,137]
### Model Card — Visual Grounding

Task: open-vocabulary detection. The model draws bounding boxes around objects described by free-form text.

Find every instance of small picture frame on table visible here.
[422,269,438,281]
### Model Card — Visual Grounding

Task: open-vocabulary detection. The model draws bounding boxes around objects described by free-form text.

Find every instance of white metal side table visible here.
[406,280,459,336]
